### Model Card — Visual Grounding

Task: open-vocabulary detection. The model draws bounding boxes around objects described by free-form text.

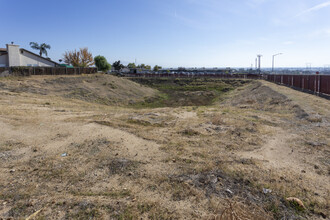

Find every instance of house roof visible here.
[0,48,7,56]
[20,48,59,65]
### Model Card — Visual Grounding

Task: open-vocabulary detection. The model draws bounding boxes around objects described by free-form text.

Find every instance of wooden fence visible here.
[0,67,98,76]
[123,73,263,79]
[264,74,330,97]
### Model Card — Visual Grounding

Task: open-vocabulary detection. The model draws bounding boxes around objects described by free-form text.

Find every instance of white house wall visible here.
[0,54,8,67]
[7,45,21,66]
[20,51,55,67]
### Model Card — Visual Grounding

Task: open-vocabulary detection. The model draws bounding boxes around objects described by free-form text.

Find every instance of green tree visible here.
[29,42,51,57]
[94,55,111,72]
[137,64,146,69]
[112,60,124,71]
[127,63,136,69]
[153,65,162,71]
[137,64,151,70]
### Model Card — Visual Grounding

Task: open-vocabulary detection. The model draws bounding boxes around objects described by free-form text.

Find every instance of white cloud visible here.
[295,1,330,17]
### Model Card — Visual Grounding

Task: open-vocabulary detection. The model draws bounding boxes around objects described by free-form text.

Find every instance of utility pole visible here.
[257,54,262,74]
[272,53,283,73]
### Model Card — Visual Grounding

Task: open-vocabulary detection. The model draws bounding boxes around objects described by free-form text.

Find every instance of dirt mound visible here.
[229,81,309,118]
[0,74,157,105]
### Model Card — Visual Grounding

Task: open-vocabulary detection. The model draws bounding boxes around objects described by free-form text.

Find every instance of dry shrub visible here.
[211,114,224,126]
[209,199,273,220]
[306,116,322,123]
[180,128,200,136]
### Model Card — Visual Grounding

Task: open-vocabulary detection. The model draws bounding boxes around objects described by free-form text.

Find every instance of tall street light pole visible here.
[272,53,283,73]
[257,54,262,74]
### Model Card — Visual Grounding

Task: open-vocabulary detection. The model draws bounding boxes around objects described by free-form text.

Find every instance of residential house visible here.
[0,44,58,67]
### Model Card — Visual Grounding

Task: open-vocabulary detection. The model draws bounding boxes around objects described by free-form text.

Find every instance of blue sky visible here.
[1,0,330,68]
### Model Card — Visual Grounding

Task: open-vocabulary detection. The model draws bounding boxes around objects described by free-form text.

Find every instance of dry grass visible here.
[209,199,273,220]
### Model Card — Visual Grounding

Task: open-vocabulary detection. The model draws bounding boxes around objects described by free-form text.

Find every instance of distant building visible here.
[130,68,151,74]
[0,44,58,67]
[121,67,130,73]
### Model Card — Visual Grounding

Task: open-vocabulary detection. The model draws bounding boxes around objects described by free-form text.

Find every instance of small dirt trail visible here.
[239,128,296,170]
[238,81,330,201]
[262,81,330,122]
[239,128,312,176]
[239,126,330,197]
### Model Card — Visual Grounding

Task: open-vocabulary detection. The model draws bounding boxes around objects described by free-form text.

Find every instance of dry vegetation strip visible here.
[0,75,329,219]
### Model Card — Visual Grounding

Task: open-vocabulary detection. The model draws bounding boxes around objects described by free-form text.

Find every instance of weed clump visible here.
[180,128,200,136]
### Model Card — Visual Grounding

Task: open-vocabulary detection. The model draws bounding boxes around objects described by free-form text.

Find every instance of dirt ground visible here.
[0,74,329,219]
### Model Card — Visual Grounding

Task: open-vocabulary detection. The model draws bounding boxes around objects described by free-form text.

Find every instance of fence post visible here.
[317,75,320,95]
[314,76,317,94]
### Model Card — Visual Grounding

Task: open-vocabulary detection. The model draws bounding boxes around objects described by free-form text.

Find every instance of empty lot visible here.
[0,74,329,219]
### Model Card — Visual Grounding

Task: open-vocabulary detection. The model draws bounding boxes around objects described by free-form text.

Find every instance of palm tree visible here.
[29,42,51,57]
